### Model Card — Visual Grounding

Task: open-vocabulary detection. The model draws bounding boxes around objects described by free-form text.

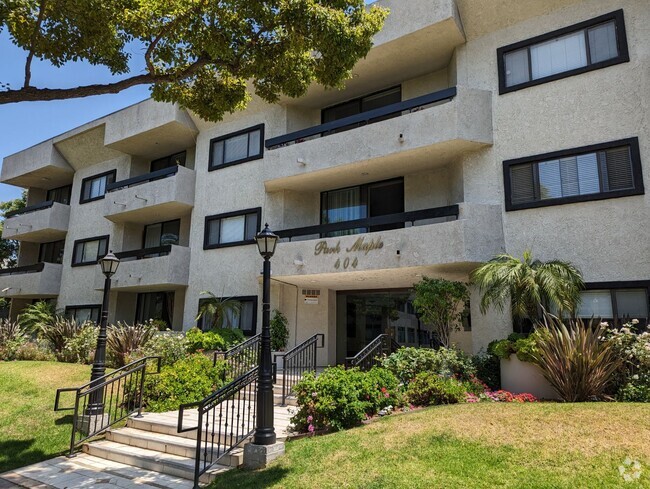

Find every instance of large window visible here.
[39,240,65,264]
[136,292,174,328]
[577,283,649,328]
[80,170,116,204]
[204,208,261,249]
[71,235,109,266]
[143,219,180,248]
[197,296,257,336]
[65,305,101,323]
[503,138,643,211]
[46,185,72,205]
[321,178,404,236]
[209,125,264,171]
[497,10,629,94]
[150,151,186,172]
[322,86,401,134]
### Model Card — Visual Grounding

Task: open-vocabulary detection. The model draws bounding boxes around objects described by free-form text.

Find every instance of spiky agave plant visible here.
[40,317,86,354]
[532,314,622,402]
[107,321,156,367]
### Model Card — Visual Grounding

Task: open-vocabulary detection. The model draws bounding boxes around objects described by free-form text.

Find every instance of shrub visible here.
[0,320,27,360]
[270,310,289,351]
[17,300,57,334]
[40,317,86,355]
[107,321,156,367]
[406,372,467,406]
[127,331,188,367]
[185,327,244,353]
[14,340,56,362]
[60,324,98,364]
[471,353,501,390]
[381,347,476,385]
[488,332,539,362]
[142,354,229,412]
[606,322,650,402]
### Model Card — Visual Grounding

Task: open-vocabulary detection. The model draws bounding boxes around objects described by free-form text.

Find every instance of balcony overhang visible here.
[0,263,62,299]
[2,202,70,243]
[1,140,74,188]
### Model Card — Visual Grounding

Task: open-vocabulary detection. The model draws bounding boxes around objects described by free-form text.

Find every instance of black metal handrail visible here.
[213,334,261,379]
[5,200,56,218]
[274,333,324,405]
[346,334,400,371]
[178,367,258,488]
[276,205,460,241]
[0,262,46,276]
[54,356,162,456]
[266,87,457,149]
[114,245,173,261]
[106,165,179,192]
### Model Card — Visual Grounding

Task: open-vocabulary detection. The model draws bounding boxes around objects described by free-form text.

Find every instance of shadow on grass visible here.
[210,465,292,488]
[54,414,74,426]
[0,439,47,473]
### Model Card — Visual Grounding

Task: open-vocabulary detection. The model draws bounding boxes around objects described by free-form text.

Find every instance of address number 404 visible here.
[334,257,359,270]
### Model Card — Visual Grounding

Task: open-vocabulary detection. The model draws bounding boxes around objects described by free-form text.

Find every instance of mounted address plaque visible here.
[302,289,320,305]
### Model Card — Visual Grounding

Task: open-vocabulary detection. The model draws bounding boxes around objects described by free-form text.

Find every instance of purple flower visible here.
[307,415,313,423]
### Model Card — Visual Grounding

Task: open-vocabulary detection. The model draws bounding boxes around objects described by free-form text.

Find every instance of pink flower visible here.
[308,424,315,433]
[307,415,313,423]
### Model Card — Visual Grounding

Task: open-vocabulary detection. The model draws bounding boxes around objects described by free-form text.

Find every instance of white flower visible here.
[632,319,640,325]
[624,457,632,466]
[632,460,642,470]
[619,466,626,475]
[623,473,632,482]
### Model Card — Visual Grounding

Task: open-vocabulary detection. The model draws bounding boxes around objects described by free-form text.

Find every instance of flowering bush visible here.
[381,347,476,385]
[605,321,650,402]
[127,330,188,367]
[13,339,56,361]
[59,324,98,363]
[406,372,467,406]
[0,319,27,360]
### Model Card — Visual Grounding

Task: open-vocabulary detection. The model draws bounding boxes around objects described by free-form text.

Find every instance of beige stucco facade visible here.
[1,0,648,363]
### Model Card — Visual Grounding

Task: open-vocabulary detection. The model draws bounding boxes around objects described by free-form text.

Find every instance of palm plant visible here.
[195,292,242,330]
[470,250,584,330]
[17,300,57,334]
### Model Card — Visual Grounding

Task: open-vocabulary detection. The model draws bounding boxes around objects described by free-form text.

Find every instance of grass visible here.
[0,360,91,473]
[212,403,650,488]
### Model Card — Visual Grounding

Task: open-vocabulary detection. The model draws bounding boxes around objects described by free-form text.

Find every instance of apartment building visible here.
[1,0,648,366]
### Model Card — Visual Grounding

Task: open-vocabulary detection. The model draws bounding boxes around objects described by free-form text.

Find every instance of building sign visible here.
[314,236,384,270]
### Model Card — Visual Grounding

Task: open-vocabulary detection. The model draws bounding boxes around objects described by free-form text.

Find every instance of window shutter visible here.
[604,146,634,191]
[510,163,536,204]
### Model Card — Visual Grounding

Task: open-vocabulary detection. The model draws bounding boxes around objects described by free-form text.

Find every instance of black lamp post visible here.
[86,251,120,415]
[253,224,279,445]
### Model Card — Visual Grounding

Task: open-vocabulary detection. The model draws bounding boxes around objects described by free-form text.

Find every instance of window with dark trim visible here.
[39,240,65,264]
[204,208,261,249]
[79,170,116,204]
[150,151,186,173]
[46,185,72,205]
[65,305,101,323]
[209,125,264,171]
[503,138,643,211]
[497,10,629,94]
[197,295,258,336]
[136,291,174,328]
[143,219,180,248]
[321,86,402,134]
[71,235,109,266]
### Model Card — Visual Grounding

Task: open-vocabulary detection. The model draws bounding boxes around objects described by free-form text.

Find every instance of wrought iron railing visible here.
[274,333,324,405]
[115,245,173,261]
[213,334,261,379]
[346,334,400,371]
[4,200,56,218]
[0,262,46,276]
[265,87,457,149]
[106,165,179,192]
[54,356,162,456]
[178,367,258,488]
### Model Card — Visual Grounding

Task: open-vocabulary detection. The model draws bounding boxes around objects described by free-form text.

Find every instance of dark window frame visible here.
[497,9,629,94]
[142,219,181,248]
[46,185,72,205]
[320,85,402,124]
[197,295,258,336]
[135,291,174,328]
[150,151,187,173]
[203,207,262,250]
[38,239,65,264]
[71,235,110,267]
[65,304,101,323]
[79,170,117,204]
[208,124,265,171]
[503,138,643,211]
[581,280,650,328]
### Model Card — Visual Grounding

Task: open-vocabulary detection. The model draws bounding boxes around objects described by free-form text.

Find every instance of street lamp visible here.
[253,224,278,445]
[86,251,120,415]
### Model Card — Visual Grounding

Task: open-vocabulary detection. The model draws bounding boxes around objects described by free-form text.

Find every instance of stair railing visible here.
[54,356,162,456]
[177,367,258,489]
[345,334,400,371]
[274,333,325,406]
[213,333,261,380]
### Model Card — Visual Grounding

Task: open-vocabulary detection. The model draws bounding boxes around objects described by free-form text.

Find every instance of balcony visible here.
[2,201,70,242]
[104,165,196,224]
[271,203,504,288]
[264,87,493,191]
[1,140,74,188]
[95,245,190,292]
[0,263,62,299]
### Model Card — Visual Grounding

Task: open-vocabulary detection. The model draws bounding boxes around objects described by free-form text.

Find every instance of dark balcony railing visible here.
[106,165,179,193]
[265,86,457,150]
[115,245,173,262]
[0,262,45,276]
[276,204,460,242]
[4,201,56,218]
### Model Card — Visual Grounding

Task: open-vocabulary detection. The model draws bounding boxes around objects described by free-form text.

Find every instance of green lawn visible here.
[212,403,650,489]
[0,360,91,473]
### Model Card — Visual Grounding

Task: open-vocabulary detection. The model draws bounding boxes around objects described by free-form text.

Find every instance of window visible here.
[136,292,174,328]
[46,185,72,205]
[143,219,180,248]
[65,305,101,323]
[498,10,629,94]
[322,86,401,134]
[321,178,404,236]
[209,125,264,170]
[197,296,258,336]
[150,151,186,172]
[39,240,65,264]
[504,138,643,211]
[80,170,116,203]
[72,236,109,266]
[576,282,649,328]
[204,208,261,249]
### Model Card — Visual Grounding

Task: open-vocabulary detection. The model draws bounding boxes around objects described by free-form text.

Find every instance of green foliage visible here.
[185,327,244,353]
[488,332,540,363]
[412,277,469,348]
[0,319,27,360]
[0,192,26,268]
[381,347,476,385]
[59,325,98,364]
[606,322,650,402]
[270,309,289,351]
[107,322,156,367]
[292,366,401,432]
[471,353,501,391]
[17,300,57,334]
[142,355,229,412]
[127,331,188,367]
[13,341,56,362]
[470,250,584,326]
[39,317,86,355]
[406,372,467,406]
[195,292,242,329]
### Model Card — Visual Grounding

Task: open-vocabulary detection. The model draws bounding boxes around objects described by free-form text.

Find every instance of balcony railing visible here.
[276,205,459,242]
[106,166,179,193]
[114,245,173,262]
[0,263,46,276]
[265,87,457,150]
[5,201,56,218]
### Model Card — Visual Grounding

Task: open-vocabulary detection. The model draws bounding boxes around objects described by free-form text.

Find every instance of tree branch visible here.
[24,0,48,88]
